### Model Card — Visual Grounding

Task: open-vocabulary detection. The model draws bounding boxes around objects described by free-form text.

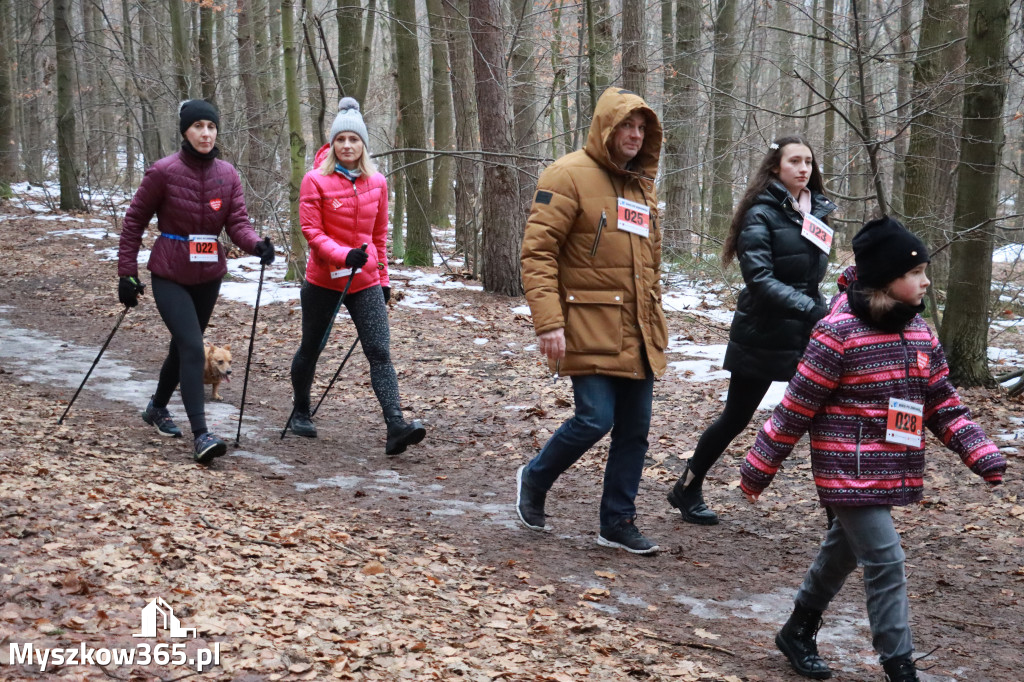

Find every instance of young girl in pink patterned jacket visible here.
[740,217,1006,682]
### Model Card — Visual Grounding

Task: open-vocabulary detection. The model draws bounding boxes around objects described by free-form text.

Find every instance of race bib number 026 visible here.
[885,397,923,448]
[188,234,218,262]
[617,198,650,238]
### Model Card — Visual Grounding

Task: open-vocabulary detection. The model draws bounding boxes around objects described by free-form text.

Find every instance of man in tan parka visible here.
[515,87,669,555]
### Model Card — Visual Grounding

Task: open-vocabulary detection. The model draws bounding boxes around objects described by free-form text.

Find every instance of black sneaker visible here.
[516,465,549,531]
[193,432,227,464]
[597,519,659,555]
[141,400,182,438]
[290,411,318,438]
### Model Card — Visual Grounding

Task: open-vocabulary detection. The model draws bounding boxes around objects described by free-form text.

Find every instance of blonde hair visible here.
[317,139,377,177]
[863,286,898,321]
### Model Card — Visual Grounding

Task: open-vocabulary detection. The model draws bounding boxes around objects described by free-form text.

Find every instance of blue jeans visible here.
[795,505,913,663]
[523,372,654,528]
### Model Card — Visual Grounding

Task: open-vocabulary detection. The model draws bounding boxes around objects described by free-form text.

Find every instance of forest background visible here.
[0,0,1022,388]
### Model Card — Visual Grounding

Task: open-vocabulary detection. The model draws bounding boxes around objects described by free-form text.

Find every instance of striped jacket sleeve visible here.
[924,335,1006,483]
[740,322,844,496]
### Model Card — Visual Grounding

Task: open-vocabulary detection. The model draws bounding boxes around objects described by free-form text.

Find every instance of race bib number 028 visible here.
[188,234,218,262]
[885,397,923,447]
[616,198,650,238]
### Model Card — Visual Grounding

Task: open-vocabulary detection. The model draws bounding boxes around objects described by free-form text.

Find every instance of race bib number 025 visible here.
[617,198,650,238]
[885,397,923,448]
[188,234,218,262]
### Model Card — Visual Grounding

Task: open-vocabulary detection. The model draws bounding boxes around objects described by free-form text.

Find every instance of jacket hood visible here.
[837,265,858,293]
[313,143,331,169]
[584,87,661,178]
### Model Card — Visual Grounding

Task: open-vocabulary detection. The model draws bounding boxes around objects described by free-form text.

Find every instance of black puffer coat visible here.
[722,180,837,381]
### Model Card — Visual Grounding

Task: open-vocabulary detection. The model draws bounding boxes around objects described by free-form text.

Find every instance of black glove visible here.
[810,301,829,322]
[118,276,145,308]
[253,236,275,265]
[345,247,369,270]
[382,286,391,303]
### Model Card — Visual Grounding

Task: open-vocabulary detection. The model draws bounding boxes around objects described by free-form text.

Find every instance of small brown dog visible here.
[203,343,232,400]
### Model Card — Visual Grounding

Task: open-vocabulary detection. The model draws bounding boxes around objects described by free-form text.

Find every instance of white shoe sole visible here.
[515,465,550,532]
[595,534,660,555]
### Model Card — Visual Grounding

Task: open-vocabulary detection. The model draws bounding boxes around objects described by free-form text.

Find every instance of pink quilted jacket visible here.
[299,143,390,294]
[118,149,261,285]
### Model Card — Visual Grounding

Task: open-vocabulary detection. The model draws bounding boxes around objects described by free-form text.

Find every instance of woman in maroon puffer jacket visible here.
[287,98,425,455]
[118,99,275,463]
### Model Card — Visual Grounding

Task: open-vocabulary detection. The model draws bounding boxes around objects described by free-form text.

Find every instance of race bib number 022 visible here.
[188,234,218,262]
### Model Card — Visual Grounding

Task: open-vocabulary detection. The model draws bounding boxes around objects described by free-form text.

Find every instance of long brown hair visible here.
[722,135,826,265]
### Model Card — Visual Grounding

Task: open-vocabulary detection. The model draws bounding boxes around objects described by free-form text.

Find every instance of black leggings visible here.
[150,275,222,436]
[686,374,773,488]
[290,281,400,416]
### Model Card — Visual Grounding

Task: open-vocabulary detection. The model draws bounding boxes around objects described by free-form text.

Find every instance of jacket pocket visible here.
[564,289,624,354]
[649,290,668,350]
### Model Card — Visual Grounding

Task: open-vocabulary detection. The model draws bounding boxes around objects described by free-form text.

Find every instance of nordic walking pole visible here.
[311,336,360,417]
[58,306,130,425]
[281,243,367,438]
[234,261,267,446]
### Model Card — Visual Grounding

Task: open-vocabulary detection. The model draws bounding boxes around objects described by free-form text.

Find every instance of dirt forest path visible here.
[1,207,1023,681]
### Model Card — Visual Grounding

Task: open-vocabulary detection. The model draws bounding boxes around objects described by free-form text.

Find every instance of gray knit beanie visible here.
[328,97,369,146]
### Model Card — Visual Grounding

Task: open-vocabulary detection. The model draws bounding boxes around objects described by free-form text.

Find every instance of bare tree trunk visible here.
[302,0,325,149]
[427,0,454,231]
[336,0,362,98]
[283,0,306,281]
[620,0,646,96]
[168,0,190,100]
[54,0,84,210]
[549,0,571,159]
[469,0,522,296]
[199,3,216,103]
[822,0,836,180]
[16,0,45,183]
[887,0,913,215]
[355,1,376,104]
[120,0,137,187]
[850,0,887,215]
[900,0,966,290]
[392,0,432,265]
[940,0,1011,387]
[661,0,701,255]
[238,0,272,220]
[445,0,481,271]
[585,0,612,114]
[139,0,164,165]
[509,0,537,217]
[0,0,16,192]
[709,0,738,241]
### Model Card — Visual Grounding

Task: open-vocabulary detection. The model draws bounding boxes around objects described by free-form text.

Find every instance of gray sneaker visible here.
[516,465,549,531]
[597,519,659,555]
[193,432,227,464]
[141,400,182,438]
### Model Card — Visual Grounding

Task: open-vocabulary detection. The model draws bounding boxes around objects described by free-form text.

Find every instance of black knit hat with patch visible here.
[852,216,930,288]
[179,99,220,136]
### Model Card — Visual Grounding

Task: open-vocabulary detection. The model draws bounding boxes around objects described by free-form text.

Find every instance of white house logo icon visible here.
[133,598,197,638]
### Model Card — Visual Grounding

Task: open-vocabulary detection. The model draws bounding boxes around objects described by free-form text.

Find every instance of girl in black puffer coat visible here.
[668,135,837,525]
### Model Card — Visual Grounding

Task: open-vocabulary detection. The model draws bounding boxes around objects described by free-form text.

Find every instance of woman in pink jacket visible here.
[288,98,425,455]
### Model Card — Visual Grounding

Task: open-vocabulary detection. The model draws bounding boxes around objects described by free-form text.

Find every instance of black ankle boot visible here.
[775,603,832,679]
[882,655,919,682]
[290,410,317,438]
[666,464,718,525]
[384,409,426,455]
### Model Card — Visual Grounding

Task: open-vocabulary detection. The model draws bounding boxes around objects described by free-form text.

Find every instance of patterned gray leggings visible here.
[290,282,400,417]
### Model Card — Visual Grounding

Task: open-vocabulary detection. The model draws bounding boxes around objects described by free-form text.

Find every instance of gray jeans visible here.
[795,505,913,663]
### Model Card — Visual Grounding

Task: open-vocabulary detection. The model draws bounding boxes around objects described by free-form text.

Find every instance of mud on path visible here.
[2,208,1023,681]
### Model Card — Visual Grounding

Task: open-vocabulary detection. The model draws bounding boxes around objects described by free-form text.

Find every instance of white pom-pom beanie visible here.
[329,97,369,146]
